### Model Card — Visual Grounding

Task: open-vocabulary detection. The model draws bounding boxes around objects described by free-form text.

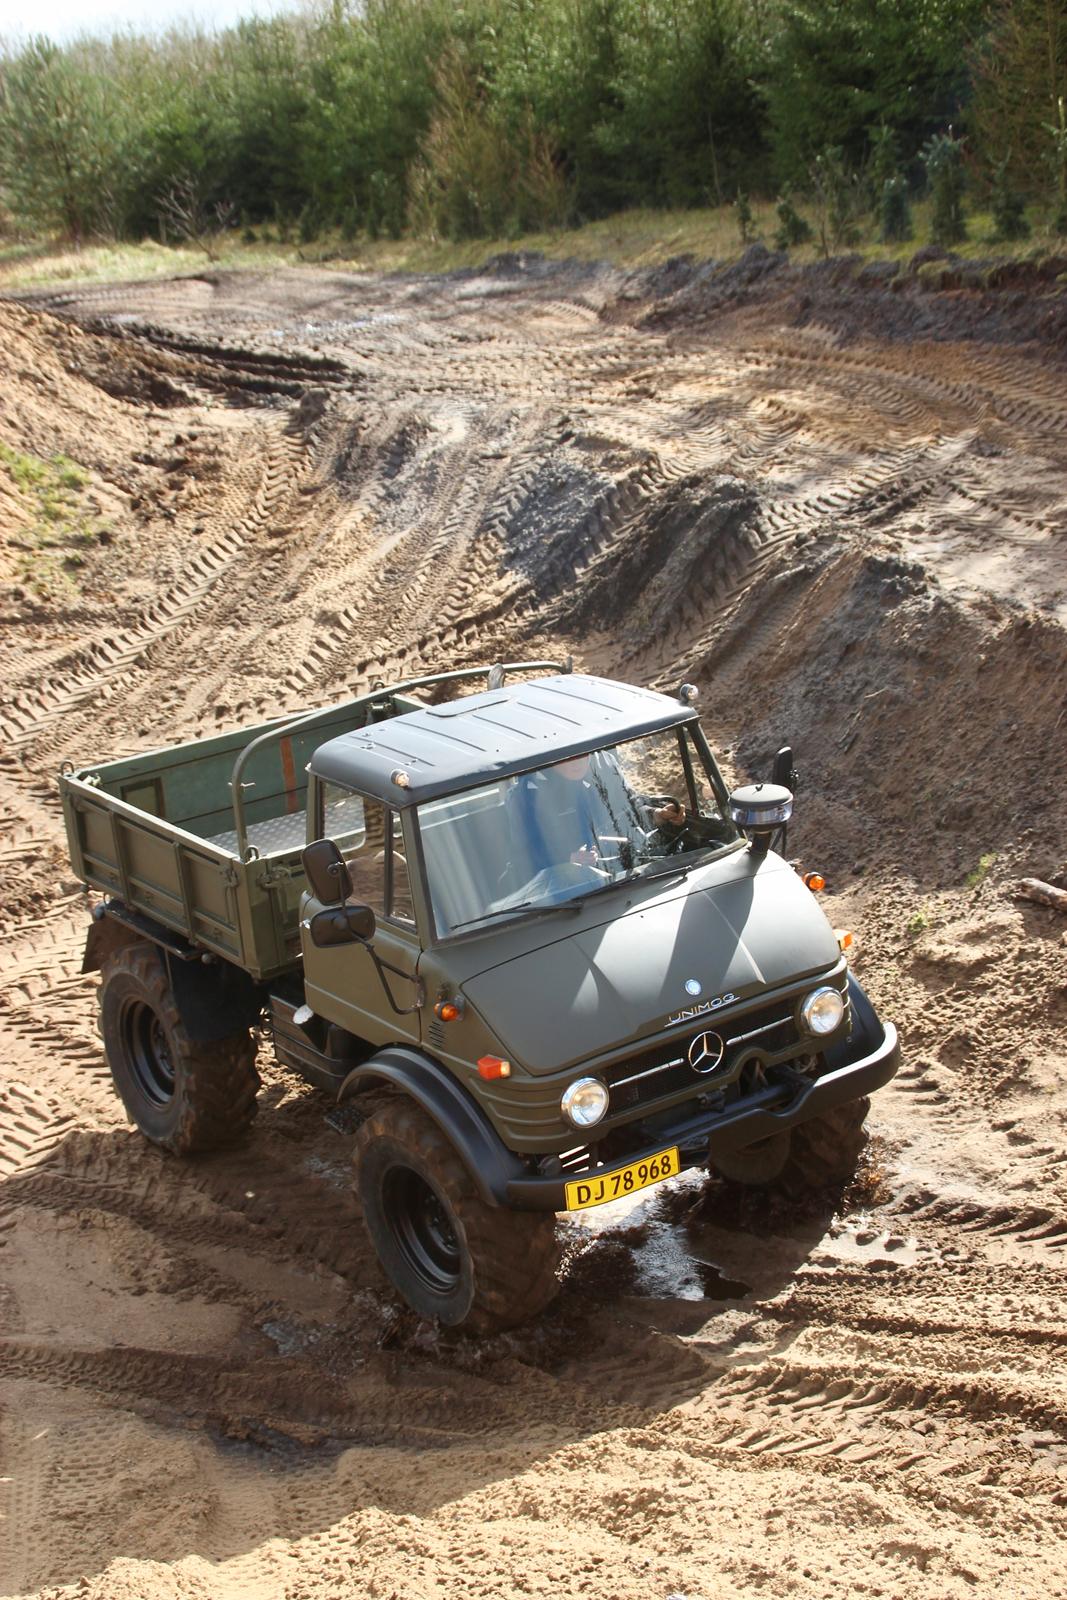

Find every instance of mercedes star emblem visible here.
[684,978,702,996]
[687,1030,725,1073]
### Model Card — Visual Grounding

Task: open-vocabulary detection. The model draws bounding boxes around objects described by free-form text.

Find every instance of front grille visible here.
[606,995,804,1116]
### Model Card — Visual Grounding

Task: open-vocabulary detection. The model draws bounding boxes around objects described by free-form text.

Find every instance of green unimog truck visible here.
[61,661,899,1331]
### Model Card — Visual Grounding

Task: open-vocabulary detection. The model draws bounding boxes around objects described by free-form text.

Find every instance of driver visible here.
[505,751,686,883]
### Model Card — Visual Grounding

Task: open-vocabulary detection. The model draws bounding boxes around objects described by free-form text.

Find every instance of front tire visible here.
[99,942,259,1153]
[354,1100,561,1333]
[778,1096,870,1192]
[712,1130,791,1186]
[711,1097,870,1191]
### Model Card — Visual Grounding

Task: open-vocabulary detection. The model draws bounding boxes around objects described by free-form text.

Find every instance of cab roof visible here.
[310,673,696,806]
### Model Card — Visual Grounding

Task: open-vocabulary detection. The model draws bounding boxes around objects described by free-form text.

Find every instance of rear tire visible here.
[354,1099,561,1333]
[99,942,259,1153]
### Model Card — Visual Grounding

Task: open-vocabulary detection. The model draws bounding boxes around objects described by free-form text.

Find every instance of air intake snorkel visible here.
[729,781,794,859]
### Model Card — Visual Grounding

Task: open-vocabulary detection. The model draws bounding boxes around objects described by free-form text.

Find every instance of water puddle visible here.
[690,1259,754,1300]
[564,1169,759,1303]
[630,1220,752,1302]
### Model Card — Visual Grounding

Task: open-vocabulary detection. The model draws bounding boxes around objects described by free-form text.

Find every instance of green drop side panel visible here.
[63,782,248,965]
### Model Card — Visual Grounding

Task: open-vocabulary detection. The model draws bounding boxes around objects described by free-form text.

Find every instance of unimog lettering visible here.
[62,661,900,1334]
[666,992,739,1026]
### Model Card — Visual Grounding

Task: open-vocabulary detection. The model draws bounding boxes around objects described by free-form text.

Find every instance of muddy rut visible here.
[0,251,1065,1599]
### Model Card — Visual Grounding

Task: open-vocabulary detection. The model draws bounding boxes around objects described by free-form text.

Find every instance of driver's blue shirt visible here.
[506,770,598,877]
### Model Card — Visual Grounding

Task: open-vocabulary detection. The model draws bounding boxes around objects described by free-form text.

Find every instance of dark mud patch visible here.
[607,243,1067,359]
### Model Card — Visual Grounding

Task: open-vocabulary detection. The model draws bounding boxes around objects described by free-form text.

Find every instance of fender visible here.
[83,902,263,1043]
[82,910,142,974]
[823,973,886,1071]
[339,1046,525,1208]
[164,952,264,1044]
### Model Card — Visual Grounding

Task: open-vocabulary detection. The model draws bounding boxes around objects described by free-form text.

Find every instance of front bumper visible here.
[506,1018,900,1211]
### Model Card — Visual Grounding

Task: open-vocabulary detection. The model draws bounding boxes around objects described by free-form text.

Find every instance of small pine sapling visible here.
[808,147,861,256]
[866,123,899,211]
[735,187,755,245]
[774,194,812,250]
[880,174,913,242]
[922,129,967,247]
[990,155,1030,241]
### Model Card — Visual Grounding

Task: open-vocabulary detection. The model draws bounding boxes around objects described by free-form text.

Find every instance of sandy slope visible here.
[0,252,1065,1600]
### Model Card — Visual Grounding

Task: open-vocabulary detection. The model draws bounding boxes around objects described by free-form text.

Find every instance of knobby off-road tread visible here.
[780,1095,870,1192]
[99,942,259,1154]
[354,1100,562,1334]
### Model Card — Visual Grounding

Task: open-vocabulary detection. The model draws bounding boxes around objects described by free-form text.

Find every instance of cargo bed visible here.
[61,689,424,979]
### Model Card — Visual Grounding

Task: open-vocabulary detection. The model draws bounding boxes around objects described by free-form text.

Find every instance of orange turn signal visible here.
[804,872,826,892]
[835,928,853,951]
[435,1001,460,1022]
[477,1055,511,1080]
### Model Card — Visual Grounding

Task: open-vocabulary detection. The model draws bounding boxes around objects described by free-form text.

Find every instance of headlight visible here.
[561,1076,609,1128]
[799,985,845,1036]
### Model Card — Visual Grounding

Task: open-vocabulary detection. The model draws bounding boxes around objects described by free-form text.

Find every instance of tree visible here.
[971,0,1067,199]
[590,0,769,208]
[767,0,989,187]
[1048,95,1067,231]
[0,38,118,238]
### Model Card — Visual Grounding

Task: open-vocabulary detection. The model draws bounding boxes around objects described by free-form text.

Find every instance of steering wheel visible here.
[641,794,688,855]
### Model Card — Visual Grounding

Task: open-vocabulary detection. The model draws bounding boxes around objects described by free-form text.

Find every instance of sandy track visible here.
[1,254,1065,1598]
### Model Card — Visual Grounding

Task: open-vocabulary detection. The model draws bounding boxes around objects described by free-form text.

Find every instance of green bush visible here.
[1048,97,1067,235]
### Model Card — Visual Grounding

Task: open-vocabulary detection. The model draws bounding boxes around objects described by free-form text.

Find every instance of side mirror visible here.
[302,838,353,904]
[771,746,796,789]
[308,903,377,947]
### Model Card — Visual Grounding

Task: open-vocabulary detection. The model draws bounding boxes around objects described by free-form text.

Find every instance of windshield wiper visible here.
[567,859,691,911]
[451,859,695,932]
[451,899,581,932]
[640,859,692,887]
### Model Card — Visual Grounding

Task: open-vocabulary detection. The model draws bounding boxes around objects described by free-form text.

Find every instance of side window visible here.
[320,782,413,926]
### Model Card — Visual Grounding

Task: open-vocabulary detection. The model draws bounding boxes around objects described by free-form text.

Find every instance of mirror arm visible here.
[367,947,425,1016]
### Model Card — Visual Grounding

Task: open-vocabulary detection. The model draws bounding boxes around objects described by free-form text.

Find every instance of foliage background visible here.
[0,0,1063,243]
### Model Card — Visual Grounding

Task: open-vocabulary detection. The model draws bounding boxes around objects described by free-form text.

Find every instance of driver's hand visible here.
[570,845,599,867]
[653,801,685,827]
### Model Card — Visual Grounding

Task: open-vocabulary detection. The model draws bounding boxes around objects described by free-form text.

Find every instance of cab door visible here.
[300,782,422,1046]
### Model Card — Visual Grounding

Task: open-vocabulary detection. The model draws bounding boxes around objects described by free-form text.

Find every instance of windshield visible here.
[416,727,741,936]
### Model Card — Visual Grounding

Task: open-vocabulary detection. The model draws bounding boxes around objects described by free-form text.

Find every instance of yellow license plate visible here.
[564,1147,681,1211]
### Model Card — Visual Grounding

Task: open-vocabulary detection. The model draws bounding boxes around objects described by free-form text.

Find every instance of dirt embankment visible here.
[0,255,1065,1600]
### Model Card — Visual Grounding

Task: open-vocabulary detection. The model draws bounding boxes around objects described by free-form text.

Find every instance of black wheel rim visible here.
[382,1165,462,1295]
[120,998,175,1107]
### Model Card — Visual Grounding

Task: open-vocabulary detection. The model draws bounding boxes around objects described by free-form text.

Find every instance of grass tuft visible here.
[965,851,998,891]
[0,442,108,599]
